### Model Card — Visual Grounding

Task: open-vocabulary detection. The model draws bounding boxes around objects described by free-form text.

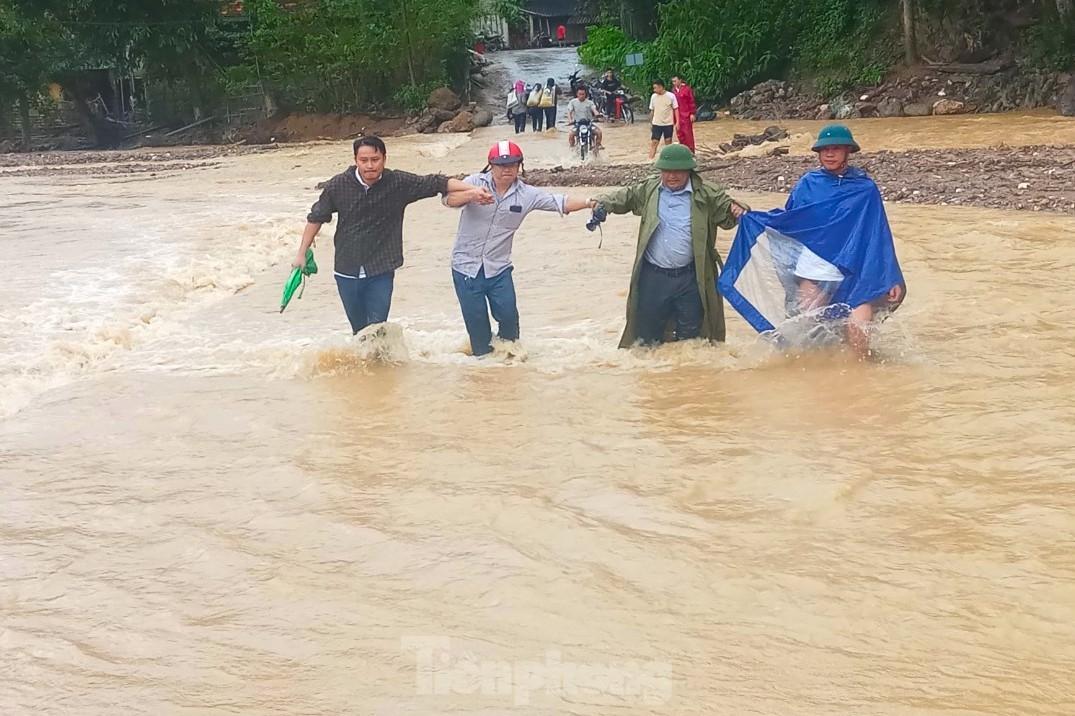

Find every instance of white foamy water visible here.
[2,111,1075,716]
[0,176,301,416]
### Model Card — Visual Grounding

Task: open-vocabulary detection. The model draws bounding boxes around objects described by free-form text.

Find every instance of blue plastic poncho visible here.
[718,167,905,334]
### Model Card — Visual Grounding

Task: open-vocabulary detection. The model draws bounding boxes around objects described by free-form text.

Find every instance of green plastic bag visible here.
[280,248,318,313]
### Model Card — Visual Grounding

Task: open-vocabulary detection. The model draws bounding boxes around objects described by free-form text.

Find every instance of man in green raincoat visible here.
[596,144,747,348]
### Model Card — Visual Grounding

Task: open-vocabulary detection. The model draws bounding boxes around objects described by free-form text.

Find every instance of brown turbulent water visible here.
[2,110,1074,715]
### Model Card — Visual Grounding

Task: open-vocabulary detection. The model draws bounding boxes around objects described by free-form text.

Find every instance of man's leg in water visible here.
[635,263,675,345]
[797,278,830,313]
[361,271,395,326]
[670,272,704,340]
[848,283,906,357]
[453,268,494,356]
[847,302,874,357]
[486,266,520,342]
[336,274,369,334]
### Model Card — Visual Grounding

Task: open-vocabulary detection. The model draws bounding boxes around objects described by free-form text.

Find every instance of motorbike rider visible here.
[566,86,603,150]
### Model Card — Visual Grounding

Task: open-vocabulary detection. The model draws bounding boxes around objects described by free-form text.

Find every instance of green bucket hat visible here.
[654,143,697,170]
[812,124,860,153]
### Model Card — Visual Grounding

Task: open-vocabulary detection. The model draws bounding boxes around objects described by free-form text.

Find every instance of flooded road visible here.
[2,111,1074,715]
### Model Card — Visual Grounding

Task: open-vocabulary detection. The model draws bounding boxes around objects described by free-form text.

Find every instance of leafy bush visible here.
[580,0,894,102]
[795,0,898,96]
[393,80,447,114]
[245,0,478,113]
[1020,19,1075,71]
[577,26,649,88]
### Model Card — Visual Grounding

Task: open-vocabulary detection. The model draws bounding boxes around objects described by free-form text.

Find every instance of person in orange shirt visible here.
[671,75,697,153]
[556,24,566,46]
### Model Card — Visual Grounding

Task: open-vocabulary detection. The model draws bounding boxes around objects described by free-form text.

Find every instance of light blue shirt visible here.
[644,183,694,268]
[450,173,566,279]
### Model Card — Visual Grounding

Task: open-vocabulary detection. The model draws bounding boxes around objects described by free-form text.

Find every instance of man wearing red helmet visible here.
[443,141,596,357]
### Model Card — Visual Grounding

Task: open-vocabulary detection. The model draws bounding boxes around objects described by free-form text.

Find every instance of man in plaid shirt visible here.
[292,136,492,334]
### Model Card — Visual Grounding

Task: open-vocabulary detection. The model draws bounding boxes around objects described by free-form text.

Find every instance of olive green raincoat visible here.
[598,173,741,347]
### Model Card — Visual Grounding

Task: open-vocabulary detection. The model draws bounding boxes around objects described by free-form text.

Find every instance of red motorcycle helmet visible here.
[488,140,524,165]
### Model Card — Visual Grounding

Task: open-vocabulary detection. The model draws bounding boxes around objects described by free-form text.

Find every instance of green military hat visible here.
[812,124,860,153]
[654,143,697,170]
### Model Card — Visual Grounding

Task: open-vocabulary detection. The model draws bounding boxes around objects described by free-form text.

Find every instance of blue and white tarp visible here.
[718,169,905,335]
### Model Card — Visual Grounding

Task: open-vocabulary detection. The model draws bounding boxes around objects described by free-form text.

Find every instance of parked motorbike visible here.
[589,86,636,124]
[608,89,635,123]
[567,69,587,95]
[483,34,505,52]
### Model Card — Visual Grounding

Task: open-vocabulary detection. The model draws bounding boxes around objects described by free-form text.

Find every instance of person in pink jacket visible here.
[671,75,697,153]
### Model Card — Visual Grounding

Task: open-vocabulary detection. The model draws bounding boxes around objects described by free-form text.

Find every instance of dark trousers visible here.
[335,271,394,334]
[635,261,703,344]
[543,107,556,129]
[513,113,527,133]
[529,107,544,131]
[605,94,617,119]
[452,266,520,356]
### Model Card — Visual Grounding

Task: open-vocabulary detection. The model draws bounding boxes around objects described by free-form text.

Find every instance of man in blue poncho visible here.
[719,124,906,357]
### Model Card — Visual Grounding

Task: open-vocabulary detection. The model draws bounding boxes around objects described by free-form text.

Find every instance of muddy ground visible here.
[241,113,407,144]
[0,144,280,177]
[4,141,1074,215]
[525,145,1075,214]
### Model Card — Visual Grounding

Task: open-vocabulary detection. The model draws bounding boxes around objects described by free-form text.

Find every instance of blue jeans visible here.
[635,261,703,344]
[452,266,520,356]
[335,271,394,334]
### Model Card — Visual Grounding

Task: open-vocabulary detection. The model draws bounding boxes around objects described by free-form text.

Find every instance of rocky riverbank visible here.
[729,68,1075,121]
[525,145,1075,214]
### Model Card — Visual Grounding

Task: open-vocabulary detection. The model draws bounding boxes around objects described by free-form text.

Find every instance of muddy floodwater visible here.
[2,105,1074,715]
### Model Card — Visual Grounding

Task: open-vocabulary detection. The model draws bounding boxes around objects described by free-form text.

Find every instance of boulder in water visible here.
[853,101,879,118]
[438,111,475,133]
[932,99,966,115]
[832,99,854,120]
[878,97,905,117]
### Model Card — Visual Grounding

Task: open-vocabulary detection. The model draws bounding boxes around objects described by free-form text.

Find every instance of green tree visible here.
[245,0,479,113]
[2,0,226,147]
[582,0,894,100]
[0,2,62,149]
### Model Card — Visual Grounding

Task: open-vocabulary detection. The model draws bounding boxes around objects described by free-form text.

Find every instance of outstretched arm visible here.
[446,177,480,194]
[442,177,493,207]
[444,186,493,207]
[564,197,598,214]
[595,183,643,215]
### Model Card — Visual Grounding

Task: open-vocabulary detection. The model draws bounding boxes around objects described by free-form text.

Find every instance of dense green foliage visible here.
[0,0,483,130]
[3,0,1074,147]
[245,0,477,113]
[580,0,897,100]
[582,0,1074,102]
